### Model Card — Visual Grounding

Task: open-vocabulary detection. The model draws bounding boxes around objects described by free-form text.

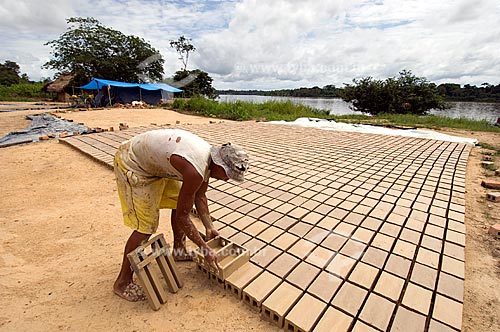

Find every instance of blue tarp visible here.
[79,78,182,106]
[80,78,182,93]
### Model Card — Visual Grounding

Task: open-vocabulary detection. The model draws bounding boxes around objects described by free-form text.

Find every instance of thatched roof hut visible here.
[43,73,75,102]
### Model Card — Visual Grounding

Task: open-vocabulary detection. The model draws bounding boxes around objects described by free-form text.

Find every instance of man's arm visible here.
[170,155,219,269]
[194,181,219,240]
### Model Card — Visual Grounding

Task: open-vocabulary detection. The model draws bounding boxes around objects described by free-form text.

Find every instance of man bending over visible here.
[112,128,249,301]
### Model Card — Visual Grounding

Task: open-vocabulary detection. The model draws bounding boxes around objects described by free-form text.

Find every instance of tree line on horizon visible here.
[218,81,500,103]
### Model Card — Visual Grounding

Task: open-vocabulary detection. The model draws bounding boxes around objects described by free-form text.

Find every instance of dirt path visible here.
[0,106,499,332]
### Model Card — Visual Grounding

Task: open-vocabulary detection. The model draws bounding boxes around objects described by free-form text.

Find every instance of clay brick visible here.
[385,254,411,278]
[271,232,299,250]
[402,282,433,314]
[351,321,378,332]
[229,232,252,246]
[312,306,353,332]
[421,235,443,253]
[332,222,356,237]
[242,271,281,311]
[287,262,321,289]
[391,306,426,332]
[321,233,347,252]
[258,226,283,243]
[488,224,500,238]
[305,246,334,269]
[433,294,463,331]
[243,238,266,255]
[437,272,464,303]
[303,227,330,243]
[428,319,458,332]
[326,253,356,279]
[250,245,281,268]
[359,293,395,331]
[288,238,316,260]
[392,239,417,259]
[374,271,404,300]
[244,220,268,237]
[267,253,300,278]
[443,241,465,261]
[289,222,314,237]
[371,232,395,251]
[481,180,500,189]
[441,255,464,279]
[274,215,298,230]
[316,216,341,231]
[446,229,465,247]
[361,246,388,269]
[225,262,263,299]
[261,282,302,328]
[307,271,342,303]
[410,262,437,290]
[348,262,378,289]
[331,282,367,316]
[284,293,327,332]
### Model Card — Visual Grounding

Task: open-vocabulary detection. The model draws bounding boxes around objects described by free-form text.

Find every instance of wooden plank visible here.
[158,235,183,288]
[127,252,161,311]
[152,241,179,293]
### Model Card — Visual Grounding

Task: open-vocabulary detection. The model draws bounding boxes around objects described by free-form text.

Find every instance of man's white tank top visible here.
[118,129,211,181]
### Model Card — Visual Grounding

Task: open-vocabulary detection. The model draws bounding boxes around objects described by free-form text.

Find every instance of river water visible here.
[218,95,500,122]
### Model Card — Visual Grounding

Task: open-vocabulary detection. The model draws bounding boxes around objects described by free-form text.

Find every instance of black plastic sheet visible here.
[0,113,90,148]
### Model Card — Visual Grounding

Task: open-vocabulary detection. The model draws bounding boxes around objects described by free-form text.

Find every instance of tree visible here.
[173,69,217,99]
[169,35,196,71]
[341,70,446,115]
[43,17,164,86]
[0,60,30,86]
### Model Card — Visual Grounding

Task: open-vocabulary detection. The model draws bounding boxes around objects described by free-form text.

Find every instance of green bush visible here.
[0,82,51,101]
[341,70,447,116]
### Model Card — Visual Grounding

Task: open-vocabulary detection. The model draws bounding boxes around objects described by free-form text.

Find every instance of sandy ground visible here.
[0,106,499,332]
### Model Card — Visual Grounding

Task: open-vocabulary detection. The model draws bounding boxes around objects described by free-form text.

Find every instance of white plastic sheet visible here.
[268,118,478,146]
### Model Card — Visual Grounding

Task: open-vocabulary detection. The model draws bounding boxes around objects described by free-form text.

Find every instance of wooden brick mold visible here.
[127,233,183,311]
[193,236,250,285]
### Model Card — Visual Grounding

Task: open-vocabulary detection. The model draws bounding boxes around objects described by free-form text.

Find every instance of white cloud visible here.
[0,0,499,89]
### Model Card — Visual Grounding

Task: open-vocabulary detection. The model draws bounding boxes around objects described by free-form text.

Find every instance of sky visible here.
[0,0,499,90]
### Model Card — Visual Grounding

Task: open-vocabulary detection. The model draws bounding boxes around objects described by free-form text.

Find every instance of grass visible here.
[479,142,500,154]
[330,113,500,132]
[169,96,500,133]
[171,96,330,121]
[481,163,497,172]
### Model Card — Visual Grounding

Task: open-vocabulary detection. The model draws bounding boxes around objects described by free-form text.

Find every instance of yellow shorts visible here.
[114,150,181,234]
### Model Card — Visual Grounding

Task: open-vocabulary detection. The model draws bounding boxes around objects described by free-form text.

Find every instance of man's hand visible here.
[206,228,219,240]
[204,247,221,273]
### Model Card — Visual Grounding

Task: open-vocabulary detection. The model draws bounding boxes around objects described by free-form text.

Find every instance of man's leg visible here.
[113,230,151,300]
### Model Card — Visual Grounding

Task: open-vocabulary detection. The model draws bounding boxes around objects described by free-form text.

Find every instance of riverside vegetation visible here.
[171,96,500,133]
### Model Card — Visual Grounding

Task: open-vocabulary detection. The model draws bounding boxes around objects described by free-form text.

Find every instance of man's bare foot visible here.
[205,228,219,240]
[113,282,146,302]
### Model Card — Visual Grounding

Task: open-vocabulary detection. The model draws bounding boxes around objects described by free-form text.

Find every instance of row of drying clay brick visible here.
[197,258,334,332]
